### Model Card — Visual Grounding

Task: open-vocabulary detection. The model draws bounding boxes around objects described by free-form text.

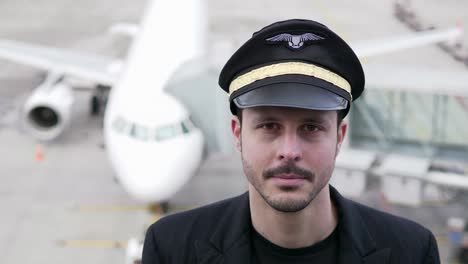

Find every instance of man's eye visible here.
[302,124,319,132]
[261,123,279,130]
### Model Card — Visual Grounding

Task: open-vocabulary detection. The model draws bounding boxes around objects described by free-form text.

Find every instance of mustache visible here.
[263,162,314,180]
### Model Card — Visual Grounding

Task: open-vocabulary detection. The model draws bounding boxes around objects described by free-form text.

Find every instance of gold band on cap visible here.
[228,62,351,96]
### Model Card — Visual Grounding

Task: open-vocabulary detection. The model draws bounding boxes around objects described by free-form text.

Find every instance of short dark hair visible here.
[336,109,346,125]
[236,108,347,127]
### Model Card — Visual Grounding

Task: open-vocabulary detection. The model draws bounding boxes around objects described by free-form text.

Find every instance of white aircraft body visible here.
[0,0,466,204]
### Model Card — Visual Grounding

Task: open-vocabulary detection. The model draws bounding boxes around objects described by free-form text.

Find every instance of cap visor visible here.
[233,82,348,110]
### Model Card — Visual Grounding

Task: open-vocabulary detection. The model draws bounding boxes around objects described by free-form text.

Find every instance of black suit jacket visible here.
[142,187,440,263]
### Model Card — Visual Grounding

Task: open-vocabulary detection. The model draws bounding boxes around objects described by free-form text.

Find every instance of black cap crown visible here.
[219,19,365,116]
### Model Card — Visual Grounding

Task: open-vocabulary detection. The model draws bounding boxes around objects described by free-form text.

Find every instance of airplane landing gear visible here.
[161,201,170,214]
[148,201,171,215]
[91,95,101,115]
[90,85,110,116]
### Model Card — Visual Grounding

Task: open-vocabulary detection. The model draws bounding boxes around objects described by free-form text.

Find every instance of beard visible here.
[241,154,329,213]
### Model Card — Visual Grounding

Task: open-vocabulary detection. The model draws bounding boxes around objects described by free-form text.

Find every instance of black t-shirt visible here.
[251,225,339,264]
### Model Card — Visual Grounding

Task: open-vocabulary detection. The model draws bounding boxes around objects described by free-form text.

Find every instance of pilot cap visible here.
[218,19,365,117]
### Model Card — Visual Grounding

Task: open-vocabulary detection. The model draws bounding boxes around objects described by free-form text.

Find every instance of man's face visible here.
[231,106,346,213]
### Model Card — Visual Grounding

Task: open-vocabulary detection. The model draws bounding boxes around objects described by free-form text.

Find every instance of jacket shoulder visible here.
[150,193,244,235]
[143,193,247,263]
[349,199,439,262]
[352,200,431,237]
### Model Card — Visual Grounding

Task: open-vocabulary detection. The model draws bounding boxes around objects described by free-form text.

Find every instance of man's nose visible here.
[277,133,302,162]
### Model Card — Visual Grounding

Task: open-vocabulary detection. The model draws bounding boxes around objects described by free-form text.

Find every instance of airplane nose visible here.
[106,131,204,203]
[103,91,204,203]
[118,164,185,202]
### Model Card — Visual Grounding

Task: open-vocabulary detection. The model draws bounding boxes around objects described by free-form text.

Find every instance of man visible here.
[142,19,440,263]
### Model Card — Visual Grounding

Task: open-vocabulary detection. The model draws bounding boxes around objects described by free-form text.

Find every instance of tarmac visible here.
[0,0,468,263]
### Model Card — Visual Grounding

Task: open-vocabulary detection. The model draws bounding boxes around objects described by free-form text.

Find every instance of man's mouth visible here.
[271,173,307,186]
[273,173,305,179]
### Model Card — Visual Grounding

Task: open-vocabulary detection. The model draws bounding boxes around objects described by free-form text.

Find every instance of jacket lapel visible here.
[195,193,253,264]
[331,186,391,264]
[362,248,391,264]
[339,243,391,264]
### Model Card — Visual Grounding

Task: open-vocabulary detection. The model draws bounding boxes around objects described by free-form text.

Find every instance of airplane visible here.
[0,0,207,204]
[0,0,465,207]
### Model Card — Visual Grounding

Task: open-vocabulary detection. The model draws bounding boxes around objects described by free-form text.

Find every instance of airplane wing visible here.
[352,27,462,58]
[0,39,120,86]
[364,63,468,97]
[109,23,140,37]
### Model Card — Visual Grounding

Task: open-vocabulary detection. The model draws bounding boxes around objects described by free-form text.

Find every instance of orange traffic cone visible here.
[35,145,44,162]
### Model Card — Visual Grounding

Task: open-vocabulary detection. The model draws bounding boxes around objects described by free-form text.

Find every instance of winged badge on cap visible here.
[266,33,324,49]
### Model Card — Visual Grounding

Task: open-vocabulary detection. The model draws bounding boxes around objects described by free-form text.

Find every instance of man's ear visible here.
[231,116,241,152]
[336,120,347,157]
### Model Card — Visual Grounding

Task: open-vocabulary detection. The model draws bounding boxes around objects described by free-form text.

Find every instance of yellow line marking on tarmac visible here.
[75,205,151,213]
[170,205,195,212]
[144,205,196,227]
[74,204,195,213]
[56,240,128,248]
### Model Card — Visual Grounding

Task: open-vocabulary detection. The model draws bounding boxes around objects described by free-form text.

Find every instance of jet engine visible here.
[22,77,73,141]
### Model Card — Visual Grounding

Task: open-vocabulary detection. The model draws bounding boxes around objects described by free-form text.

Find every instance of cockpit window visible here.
[181,116,196,134]
[156,125,177,141]
[181,122,190,134]
[130,123,149,141]
[112,115,195,142]
[112,117,128,133]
